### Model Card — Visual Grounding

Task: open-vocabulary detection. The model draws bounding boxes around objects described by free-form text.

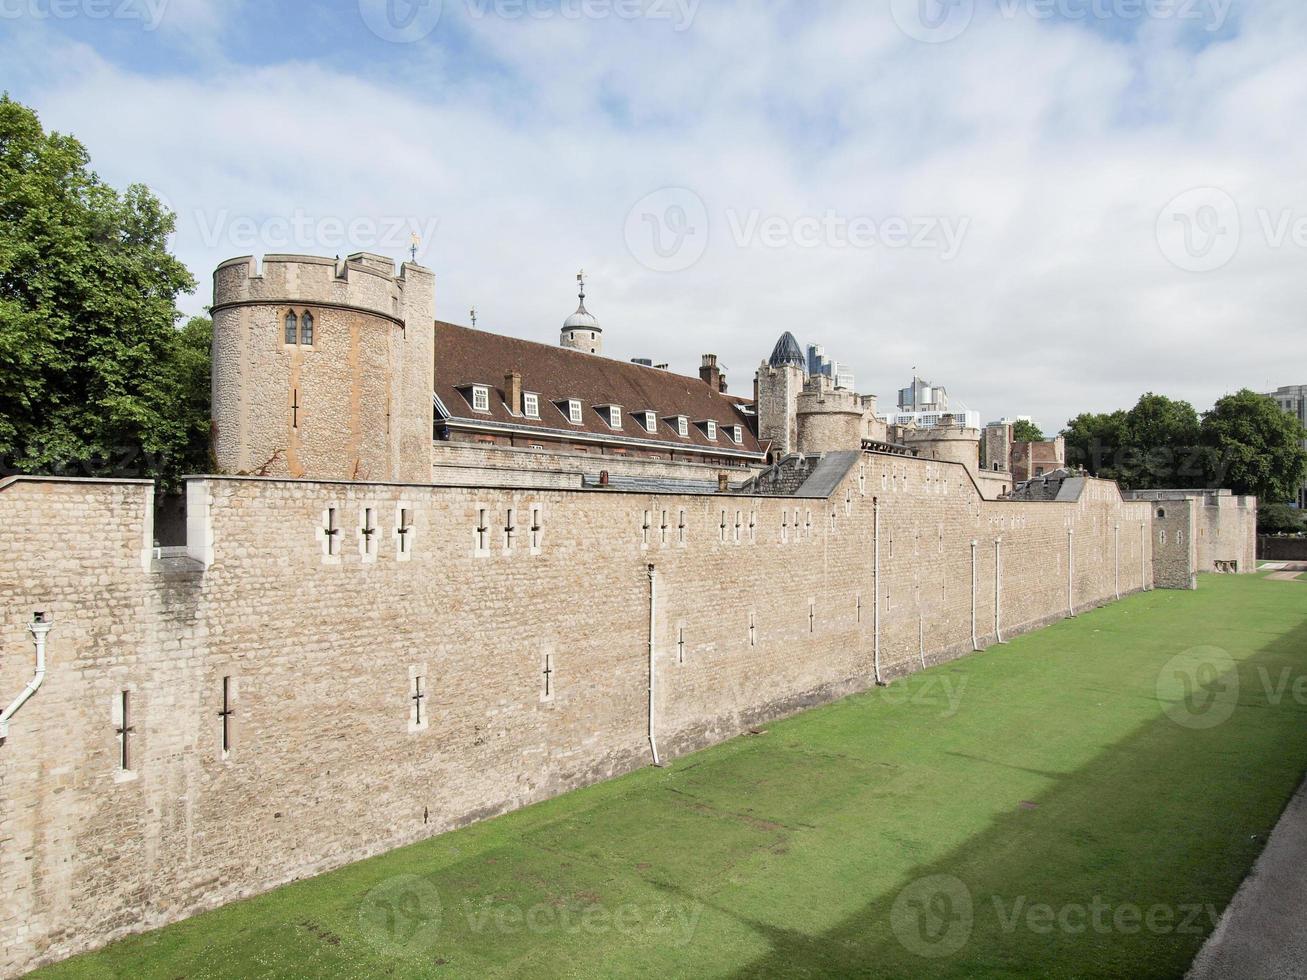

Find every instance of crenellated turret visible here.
[210,253,434,482]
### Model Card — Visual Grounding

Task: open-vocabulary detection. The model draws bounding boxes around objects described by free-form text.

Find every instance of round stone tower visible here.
[210,252,435,482]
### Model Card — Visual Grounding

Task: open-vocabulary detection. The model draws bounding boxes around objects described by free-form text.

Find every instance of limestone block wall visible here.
[0,459,1151,975]
[211,254,434,483]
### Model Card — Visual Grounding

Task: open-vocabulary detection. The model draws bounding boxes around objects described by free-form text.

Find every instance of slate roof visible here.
[432,321,764,458]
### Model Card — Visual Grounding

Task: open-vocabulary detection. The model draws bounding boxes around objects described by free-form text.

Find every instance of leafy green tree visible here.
[1258,502,1306,536]
[1200,389,1307,503]
[1011,419,1044,443]
[1062,395,1202,490]
[1120,393,1202,489]
[0,94,200,484]
[1062,410,1128,481]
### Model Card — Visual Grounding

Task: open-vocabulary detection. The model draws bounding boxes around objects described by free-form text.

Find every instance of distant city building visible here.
[898,375,948,414]
[880,374,977,429]
[806,344,855,391]
[1262,384,1307,507]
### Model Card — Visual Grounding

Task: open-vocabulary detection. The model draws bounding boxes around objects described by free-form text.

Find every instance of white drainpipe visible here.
[1,612,52,739]
[1067,527,1075,616]
[1115,522,1121,600]
[1140,522,1147,590]
[970,540,979,651]
[994,537,1004,644]
[873,498,883,685]
[646,564,662,767]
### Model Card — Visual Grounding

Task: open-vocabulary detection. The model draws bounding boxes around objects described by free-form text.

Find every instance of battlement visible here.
[213,253,433,323]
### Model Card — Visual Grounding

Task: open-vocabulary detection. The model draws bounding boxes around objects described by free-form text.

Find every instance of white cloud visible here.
[3,0,1305,430]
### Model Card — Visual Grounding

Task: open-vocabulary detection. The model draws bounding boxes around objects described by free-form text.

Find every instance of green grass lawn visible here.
[36,574,1307,979]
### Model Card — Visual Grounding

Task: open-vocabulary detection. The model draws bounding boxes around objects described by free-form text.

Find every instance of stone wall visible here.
[1259,536,1307,561]
[211,254,434,483]
[0,457,1154,975]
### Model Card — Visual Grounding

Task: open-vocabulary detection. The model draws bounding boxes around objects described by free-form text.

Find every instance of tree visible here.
[1061,395,1202,490]
[1119,393,1202,489]
[1011,419,1044,443]
[0,94,200,484]
[1062,410,1128,482]
[1200,389,1307,503]
[1258,502,1306,536]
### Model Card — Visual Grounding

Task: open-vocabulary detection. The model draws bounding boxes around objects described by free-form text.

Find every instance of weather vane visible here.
[470,306,477,327]
[410,233,420,263]
[577,268,585,304]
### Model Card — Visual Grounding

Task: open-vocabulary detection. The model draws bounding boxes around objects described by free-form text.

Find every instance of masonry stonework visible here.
[0,452,1162,975]
[211,254,434,483]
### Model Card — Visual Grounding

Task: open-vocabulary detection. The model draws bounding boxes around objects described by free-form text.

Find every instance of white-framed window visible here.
[644,411,658,433]
[609,406,622,428]
[731,425,742,444]
[677,416,689,438]
[568,399,583,424]
[523,392,539,418]
[471,385,490,413]
[706,421,717,440]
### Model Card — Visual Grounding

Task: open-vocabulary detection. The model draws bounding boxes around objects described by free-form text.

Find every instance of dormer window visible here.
[523,392,540,418]
[705,421,717,440]
[608,406,622,429]
[730,425,743,444]
[471,385,491,413]
[676,416,689,438]
[568,400,583,424]
[643,411,658,433]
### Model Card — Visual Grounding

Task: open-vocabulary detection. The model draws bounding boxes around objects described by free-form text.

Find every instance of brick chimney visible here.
[700,354,721,391]
[504,371,522,415]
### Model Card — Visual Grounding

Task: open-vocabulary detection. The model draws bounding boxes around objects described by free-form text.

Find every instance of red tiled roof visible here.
[432,321,763,456]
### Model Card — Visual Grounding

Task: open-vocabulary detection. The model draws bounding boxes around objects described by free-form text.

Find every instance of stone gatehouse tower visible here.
[210,253,434,482]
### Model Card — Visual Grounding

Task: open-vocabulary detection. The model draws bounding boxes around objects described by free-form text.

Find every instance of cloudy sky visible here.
[3,0,1303,431]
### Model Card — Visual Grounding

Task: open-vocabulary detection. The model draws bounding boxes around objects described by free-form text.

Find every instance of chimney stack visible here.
[700,354,721,391]
[505,371,522,415]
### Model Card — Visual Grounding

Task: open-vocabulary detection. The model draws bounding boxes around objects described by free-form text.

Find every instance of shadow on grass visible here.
[713,617,1307,979]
